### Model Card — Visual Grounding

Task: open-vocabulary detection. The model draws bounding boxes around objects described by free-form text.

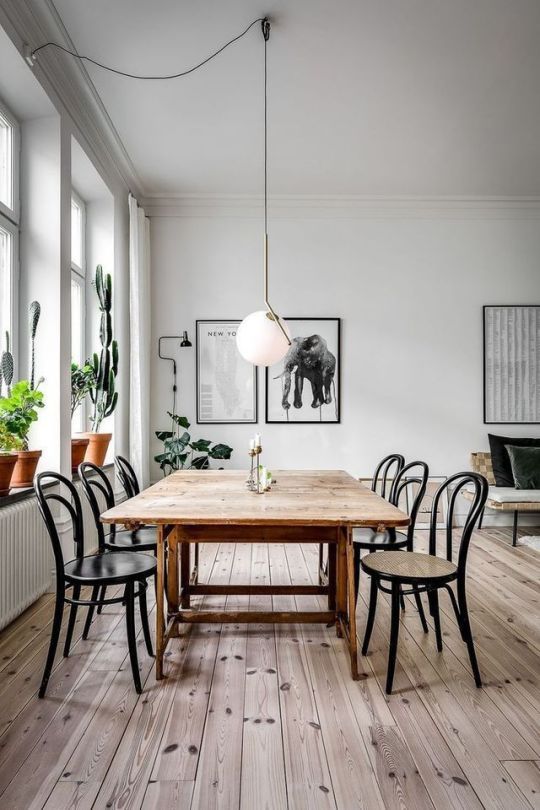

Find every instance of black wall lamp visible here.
[158,331,192,414]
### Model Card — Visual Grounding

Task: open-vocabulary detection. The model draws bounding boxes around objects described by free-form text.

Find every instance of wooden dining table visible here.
[101,469,409,681]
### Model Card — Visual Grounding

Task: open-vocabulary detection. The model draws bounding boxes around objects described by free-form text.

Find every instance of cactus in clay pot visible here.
[89,265,118,432]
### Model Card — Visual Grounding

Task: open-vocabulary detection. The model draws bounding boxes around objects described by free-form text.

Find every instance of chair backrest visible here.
[78,462,116,551]
[429,472,488,573]
[388,460,429,546]
[115,455,140,499]
[470,452,496,485]
[34,471,85,578]
[371,454,405,499]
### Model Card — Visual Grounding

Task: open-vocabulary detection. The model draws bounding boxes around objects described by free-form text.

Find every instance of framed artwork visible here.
[483,305,540,424]
[265,317,340,423]
[406,476,448,530]
[196,320,257,424]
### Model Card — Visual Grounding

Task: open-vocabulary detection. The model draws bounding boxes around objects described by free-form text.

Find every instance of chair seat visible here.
[361,550,457,583]
[65,551,157,584]
[352,528,408,549]
[106,526,157,552]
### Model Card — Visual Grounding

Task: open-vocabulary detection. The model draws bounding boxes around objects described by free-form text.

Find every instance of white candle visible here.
[249,438,255,450]
[255,433,261,446]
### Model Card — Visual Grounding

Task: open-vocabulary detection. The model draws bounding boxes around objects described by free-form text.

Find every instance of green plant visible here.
[89,265,118,432]
[154,412,233,475]
[0,420,23,454]
[0,380,45,451]
[0,331,14,397]
[71,362,96,419]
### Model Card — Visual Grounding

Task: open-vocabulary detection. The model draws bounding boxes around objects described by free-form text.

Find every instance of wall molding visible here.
[142,193,540,220]
[0,0,143,198]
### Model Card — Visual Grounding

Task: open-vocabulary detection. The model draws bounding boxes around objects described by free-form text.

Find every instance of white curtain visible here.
[128,193,151,488]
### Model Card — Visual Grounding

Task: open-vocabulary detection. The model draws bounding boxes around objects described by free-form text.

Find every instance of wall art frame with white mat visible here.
[265,317,341,424]
[483,304,540,424]
[196,320,258,424]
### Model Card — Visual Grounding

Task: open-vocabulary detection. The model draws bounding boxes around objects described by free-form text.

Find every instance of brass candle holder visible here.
[247,445,263,492]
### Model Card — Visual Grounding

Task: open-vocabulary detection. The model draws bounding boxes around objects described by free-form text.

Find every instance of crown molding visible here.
[141,193,540,220]
[0,0,144,198]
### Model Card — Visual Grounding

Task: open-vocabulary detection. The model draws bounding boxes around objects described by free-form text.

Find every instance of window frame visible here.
[70,189,87,365]
[0,97,20,226]
[0,212,19,367]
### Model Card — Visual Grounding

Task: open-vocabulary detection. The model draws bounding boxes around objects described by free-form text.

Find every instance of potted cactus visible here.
[70,362,94,471]
[82,266,118,465]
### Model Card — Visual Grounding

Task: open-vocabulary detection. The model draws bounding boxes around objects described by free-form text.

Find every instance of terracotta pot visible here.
[11,450,42,488]
[0,453,18,496]
[71,437,90,473]
[81,432,112,466]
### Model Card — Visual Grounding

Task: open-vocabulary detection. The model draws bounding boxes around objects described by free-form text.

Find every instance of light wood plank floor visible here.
[0,526,539,809]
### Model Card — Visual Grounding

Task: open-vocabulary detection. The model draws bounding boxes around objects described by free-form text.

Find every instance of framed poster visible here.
[265,317,340,423]
[406,476,448,530]
[196,320,257,424]
[483,305,540,424]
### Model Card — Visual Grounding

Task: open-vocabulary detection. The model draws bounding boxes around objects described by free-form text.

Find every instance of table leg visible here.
[327,543,336,611]
[166,526,179,638]
[345,527,359,680]
[180,531,191,609]
[156,525,166,680]
[336,527,347,638]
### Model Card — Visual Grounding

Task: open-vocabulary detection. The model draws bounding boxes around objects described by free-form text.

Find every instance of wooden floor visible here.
[0,526,539,809]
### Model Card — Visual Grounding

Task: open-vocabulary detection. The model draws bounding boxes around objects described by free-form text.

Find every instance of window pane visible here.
[71,198,82,268]
[0,113,12,210]
[0,224,12,343]
[71,276,83,366]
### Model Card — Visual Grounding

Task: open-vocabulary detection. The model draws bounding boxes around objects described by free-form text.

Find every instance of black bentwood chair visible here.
[79,461,158,612]
[353,460,429,617]
[360,472,488,694]
[318,453,406,581]
[34,472,157,696]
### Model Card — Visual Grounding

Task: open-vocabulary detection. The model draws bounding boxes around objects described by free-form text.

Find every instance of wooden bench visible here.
[464,452,540,546]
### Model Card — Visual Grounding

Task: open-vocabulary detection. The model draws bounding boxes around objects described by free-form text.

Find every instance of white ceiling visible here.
[47,0,540,197]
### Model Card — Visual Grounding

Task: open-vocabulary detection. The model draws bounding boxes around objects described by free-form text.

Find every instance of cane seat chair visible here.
[360,471,488,694]
[34,471,156,696]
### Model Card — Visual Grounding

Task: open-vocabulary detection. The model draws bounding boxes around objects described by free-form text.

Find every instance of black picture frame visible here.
[483,304,540,425]
[265,317,341,424]
[196,320,258,424]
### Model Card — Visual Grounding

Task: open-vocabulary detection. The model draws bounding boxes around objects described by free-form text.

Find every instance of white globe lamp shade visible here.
[236,310,291,366]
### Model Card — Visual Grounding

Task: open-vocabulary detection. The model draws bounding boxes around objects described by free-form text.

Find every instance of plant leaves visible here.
[189,439,212,451]
[155,430,174,442]
[167,412,190,429]
[209,443,233,460]
[190,455,210,469]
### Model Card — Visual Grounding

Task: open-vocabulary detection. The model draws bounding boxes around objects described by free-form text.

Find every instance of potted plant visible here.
[0,379,45,487]
[82,265,118,465]
[0,421,22,495]
[70,362,95,471]
[154,411,232,474]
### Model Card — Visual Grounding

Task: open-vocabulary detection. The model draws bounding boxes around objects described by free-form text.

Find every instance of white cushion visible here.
[463,483,540,504]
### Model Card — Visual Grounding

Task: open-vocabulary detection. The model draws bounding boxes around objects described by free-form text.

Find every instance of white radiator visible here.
[0,497,53,631]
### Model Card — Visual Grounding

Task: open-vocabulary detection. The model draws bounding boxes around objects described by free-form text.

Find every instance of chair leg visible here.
[139,581,154,657]
[512,511,518,547]
[412,586,428,633]
[399,589,406,611]
[457,579,482,687]
[427,588,443,651]
[361,575,378,655]
[386,581,401,695]
[96,584,107,614]
[63,583,81,657]
[82,585,99,640]
[125,582,142,693]
[39,586,64,698]
[353,543,361,603]
[477,507,485,530]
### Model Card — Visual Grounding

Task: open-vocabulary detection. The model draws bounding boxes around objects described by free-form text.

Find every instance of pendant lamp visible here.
[236,18,291,366]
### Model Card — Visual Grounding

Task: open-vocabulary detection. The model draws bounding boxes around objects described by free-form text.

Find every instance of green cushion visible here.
[505,445,540,490]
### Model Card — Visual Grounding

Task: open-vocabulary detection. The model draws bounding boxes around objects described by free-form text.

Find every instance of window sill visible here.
[0,463,114,508]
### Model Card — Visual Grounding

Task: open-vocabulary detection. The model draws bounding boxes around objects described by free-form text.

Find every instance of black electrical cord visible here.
[31,17,265,79]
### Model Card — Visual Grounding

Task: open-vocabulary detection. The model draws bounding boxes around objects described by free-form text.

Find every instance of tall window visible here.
[0,99,19,361]
[71,192,86,430]
[70,192,86,367]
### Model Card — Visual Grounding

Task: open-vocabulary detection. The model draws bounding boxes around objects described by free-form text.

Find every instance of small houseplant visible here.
[0,421,22,495]
[0,379,45,487]
[154,412,233,475]
[82,266,119,465]
[70,362,95,471]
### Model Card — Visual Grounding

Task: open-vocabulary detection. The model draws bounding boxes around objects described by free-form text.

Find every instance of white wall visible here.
[149,200,540,487]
